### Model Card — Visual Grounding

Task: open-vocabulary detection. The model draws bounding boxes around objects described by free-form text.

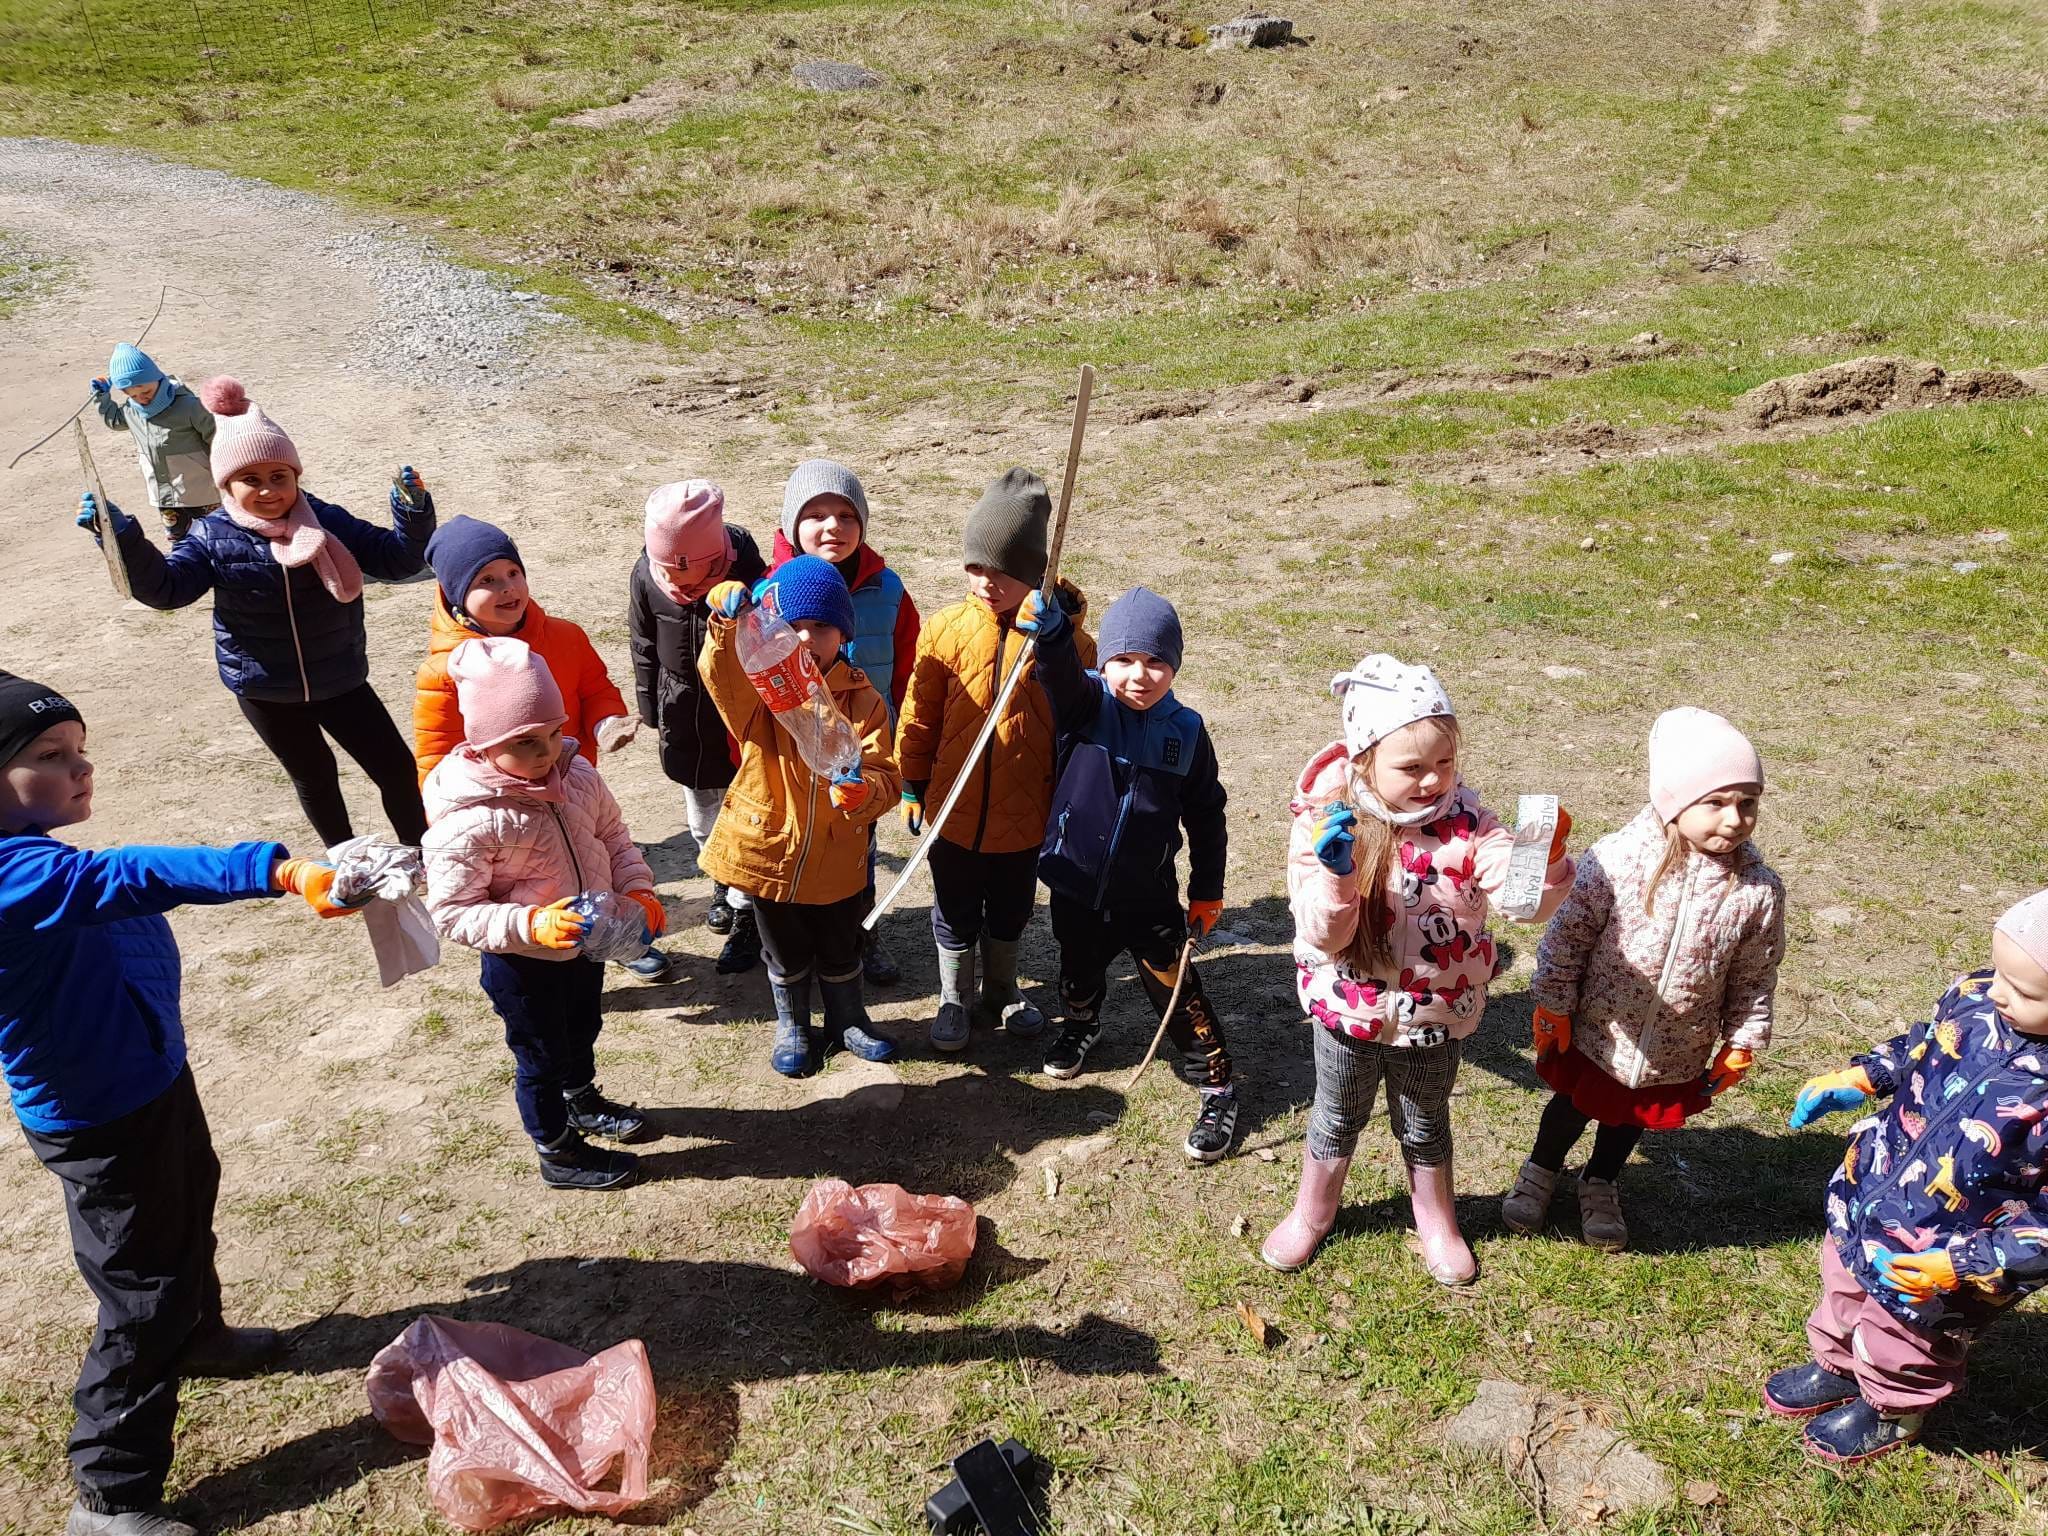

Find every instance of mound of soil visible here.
[1740,355,2034,427]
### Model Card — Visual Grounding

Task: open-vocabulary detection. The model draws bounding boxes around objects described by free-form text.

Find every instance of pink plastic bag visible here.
[365,1315,655,1532]
[788,1178,977,1299]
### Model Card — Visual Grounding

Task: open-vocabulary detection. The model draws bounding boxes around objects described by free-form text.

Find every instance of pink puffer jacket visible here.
[1287,741,1573,1046]
[421,741,654,961]
[1529,805,1784,1088]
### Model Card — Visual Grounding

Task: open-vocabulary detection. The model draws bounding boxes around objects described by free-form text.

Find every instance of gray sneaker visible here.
[929,1001,971,1052]
[66,1502,196,1536]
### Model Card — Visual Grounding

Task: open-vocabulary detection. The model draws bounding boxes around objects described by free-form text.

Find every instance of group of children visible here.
[0,345,2038,1536]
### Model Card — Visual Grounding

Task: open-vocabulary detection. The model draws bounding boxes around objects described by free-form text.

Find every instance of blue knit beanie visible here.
[757,554,856,640]
[1098,586,1184,672]
[426,515,524,611]
[107,343,165,392]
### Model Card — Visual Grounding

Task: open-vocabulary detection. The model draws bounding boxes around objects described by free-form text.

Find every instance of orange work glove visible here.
[706,579,752,619]
[1549,807,1574,864]
[624,889,667,939]
[273,858,365,919]
[1704,1044,1754,1096]
[529,897,588,951]
[1532,1005,1571,1058]
[1875,1247,1960,1303]
[1187,898,1223,939]
[829,769,869,813]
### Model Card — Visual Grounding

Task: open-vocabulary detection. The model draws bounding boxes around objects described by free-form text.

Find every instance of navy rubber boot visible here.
[1803,1399,1923,1464]
[821,974,896,1062]
[770,974,815,1077]
[1764,1361,1860,1419]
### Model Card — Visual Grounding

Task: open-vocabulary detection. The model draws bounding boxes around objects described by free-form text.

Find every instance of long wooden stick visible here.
[866,364,1095,930]
[1124,936,1199,1091]
[75,421,131,599]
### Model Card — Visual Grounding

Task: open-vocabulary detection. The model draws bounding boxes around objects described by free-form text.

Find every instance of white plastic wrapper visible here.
[1497,795,1559,923]
[568,891,653,963]
[328,837,441,987]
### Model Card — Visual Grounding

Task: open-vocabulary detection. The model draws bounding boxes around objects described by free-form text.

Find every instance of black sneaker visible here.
[1184,1086,1239,1163]
[537,1130,640,1191]
[1803,1398,1923,1464]
[620,947,674,982]
[1042,1018,1102,1080]
[706,883,735,935]
[176,1321,284,1378]
[65,1503,196,1536]
[564,1084,651,1143]
[715,907,760,974]
[1764,1360,1860,1419]
[862,933,901,987]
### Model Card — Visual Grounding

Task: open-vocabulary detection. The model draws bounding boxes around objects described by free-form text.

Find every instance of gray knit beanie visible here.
[780,458,870,548]
[1097,586,1184,672]
[961,467,1051,586]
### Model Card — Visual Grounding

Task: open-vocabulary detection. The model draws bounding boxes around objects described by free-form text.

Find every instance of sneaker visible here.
[1765,1361,1861,1419]
[862,933,901,987]
[706,882,735,935]
[537,1131,639,1191]
[1576,1175,1628,1251]
[176,1321,284,1378]
[66,1503,196,1536]
[620,947,674,982]
[929,1002,971,1053]
[1042,1018,1102,1080]
[564,1084,651,1143]
[1184,1086,1239,1163]
[1500,1159,1560,1235]
[715,907,761,974]
[1802,1398,1923,1464]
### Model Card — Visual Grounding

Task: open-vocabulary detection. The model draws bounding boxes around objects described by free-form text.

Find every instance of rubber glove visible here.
[1549,806,1575,864]
[1532,1005,1571,1058]
[76,491,134,541]
[1788,1065,1876,1129]
[707,579,752,619]
[1313,802,1357,875]
[595,715,639,753]
[1187,898,1223,939]
[1875,1247,1961,1303]
[389,465,430,514]
[829,767,868,812]
[91,376,111,397]
[1017,589,1067,641]
[273,858,367,918]
[623,888,667,939]
[529,897,588,951]
[1703,1044,1754,1096]
[900,785,925,835]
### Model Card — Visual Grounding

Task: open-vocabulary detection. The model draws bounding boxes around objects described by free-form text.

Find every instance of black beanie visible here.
[962,467,1052,587]
[0,670,84,767]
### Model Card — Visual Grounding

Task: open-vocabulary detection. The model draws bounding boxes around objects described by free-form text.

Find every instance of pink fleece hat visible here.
[199,376,302,488]
[644,480,732,580]
[1648,707,1764,822]
[1995,890,2048,975]
[448,637,566,751]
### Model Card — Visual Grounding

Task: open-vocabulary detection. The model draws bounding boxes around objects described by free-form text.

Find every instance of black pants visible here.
[21,1068,222,1513]
[161,505,213,542]
[928,840,1040,949]
[480,952,604,1144]
[753,892,866,983]
[237,681,428,849]
[1050,893,1232,1087]
[1530,1093,1644,1182]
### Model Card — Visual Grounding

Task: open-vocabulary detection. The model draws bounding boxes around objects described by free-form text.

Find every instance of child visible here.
[0,667,364,1536]
[1766,890,2048,1463]
[1022,585,1238,1163]
[698,556,901,1076]
[895,468,1092,1052]
[421,638,664,1191]
[772,459,920,986]
[627,481,767,974]
[88,376,433,850]
[1504,707,1783,1251]
[1261,655,1574,1283]
[91,344,216,542]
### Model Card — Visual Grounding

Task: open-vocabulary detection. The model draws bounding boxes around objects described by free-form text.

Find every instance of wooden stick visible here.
[1124,935,1198,1091]
[866,364,1094,931]
[74,421,131,599]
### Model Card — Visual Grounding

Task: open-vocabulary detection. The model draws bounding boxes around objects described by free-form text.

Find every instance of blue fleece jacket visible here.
[0,832,284,1133]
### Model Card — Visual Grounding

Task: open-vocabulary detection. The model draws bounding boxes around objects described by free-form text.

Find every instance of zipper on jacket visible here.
[971,618,1006,853]
[789,766,819,895]
[547,803,587,894]
[281,567,312,703]
[1856,1044,2017,1213]
[1631,857,1696,1088]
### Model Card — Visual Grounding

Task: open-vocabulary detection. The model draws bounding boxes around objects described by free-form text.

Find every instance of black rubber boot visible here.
[536,1129,639,1191]
[177,1320,284,1378]
[706,881,735,935]
[716,906,761,974]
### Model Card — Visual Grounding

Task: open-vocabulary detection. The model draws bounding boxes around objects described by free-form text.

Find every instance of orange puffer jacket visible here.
[895,585,1094,854]
[697,613,901,905]
[414,592,629,785]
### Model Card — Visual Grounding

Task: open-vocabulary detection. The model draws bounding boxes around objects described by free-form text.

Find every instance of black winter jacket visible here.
[627,528,767,789]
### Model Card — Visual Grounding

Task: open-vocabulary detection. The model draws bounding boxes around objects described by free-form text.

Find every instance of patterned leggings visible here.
[1308,1027,1461,1165]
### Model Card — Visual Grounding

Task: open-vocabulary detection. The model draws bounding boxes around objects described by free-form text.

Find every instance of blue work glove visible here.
[389,465,432,516]
[1312,802,1357,876]
[1017,589,1068,642]
[706,579,752,619]
[76,492,135,543]
[1787,1067,1876,1129]
[90,376,112,397]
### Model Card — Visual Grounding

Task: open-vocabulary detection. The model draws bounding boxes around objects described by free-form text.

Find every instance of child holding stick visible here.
[90,344,215,542]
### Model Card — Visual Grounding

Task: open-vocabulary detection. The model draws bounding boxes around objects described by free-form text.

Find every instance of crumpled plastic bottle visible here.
[567,891,652,963]
[734,602,861,783]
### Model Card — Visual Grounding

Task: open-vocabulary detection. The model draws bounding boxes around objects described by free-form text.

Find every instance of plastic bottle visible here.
[734,603,862,782]
[1497,794,1559,922]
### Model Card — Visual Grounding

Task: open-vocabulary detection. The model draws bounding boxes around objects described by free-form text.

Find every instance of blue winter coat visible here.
[115,490,435,703]
[1034,615,1226,911]
[0,832,284,1134]
[1825,971,2048,1331]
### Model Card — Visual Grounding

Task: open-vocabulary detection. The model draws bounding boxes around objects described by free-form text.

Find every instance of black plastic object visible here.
[924,1437,1040,1535]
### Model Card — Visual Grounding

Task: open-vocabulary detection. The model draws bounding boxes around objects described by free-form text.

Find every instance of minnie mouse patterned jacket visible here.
[1287,741,1573,1046]
[1530,806,1784,1089]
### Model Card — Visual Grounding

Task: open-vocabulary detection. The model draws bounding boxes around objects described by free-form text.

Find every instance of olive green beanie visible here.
[961,467,1051,587]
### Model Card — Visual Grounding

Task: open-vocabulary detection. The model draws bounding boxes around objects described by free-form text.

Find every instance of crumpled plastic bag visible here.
[328,836,441,987]
[788,1178,977,1299]
[365,1315,655,1532]
[567,889,652,964]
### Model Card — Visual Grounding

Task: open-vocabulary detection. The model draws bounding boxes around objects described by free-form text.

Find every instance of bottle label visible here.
[746,650,821,715]
[1499,794,1558,922]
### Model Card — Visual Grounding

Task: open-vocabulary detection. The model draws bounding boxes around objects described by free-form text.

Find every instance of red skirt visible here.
[1536,1045,1712,1131]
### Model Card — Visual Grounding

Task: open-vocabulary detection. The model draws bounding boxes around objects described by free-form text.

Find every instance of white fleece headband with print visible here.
[1330,653,1455,758]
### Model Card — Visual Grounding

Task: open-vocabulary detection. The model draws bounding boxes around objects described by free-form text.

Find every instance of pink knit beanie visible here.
[200,376,302,488]
[448,637,566,751]
[1648,707,1764,822]
[1996,890,2048,974]
[644,480,732,580]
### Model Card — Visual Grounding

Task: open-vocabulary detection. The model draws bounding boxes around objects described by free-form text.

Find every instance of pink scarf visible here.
[226,492,364,604]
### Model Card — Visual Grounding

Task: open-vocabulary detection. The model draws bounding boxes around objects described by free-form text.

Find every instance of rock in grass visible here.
[1208,14,1294,49]
[793,59,887,92]
[1442,1380,1673,1519]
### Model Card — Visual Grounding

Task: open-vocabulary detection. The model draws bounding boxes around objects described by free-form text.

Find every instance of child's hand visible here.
[1788,1066,1875,1129]
[1017,589,1067,641]
[623,888,667,940]
[707,580,752,619]
[900,786,924,834]
[1187,898,1223,939]
[1312,802,1357,875]
[1703,1044,1753,1096]
[1532,1005,1571,1058]
[595,715,639,753]
[274,858,368,918]
[1549,806,1574,864]
[1875,1247,1960,1303]
[829,768,868,812]
[389,465,430,514]
[529,898,588,950]
[90,376,111,397]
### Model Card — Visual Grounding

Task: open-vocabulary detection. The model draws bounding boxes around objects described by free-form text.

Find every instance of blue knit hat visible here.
[107,343,165,392]
[1098,586,1184,672]
[426,515,524,612]
[757,554,855,641]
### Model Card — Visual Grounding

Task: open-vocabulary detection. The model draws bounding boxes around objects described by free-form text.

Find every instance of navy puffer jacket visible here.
[116,490,435,702]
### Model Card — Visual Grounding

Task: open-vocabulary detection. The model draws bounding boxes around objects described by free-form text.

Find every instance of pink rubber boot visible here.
[1260,1149,1351,1272]
[1407,1160,1477,1286]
